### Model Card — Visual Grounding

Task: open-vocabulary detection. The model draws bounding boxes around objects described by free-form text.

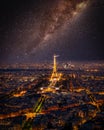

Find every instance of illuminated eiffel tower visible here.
[50,55,62,81]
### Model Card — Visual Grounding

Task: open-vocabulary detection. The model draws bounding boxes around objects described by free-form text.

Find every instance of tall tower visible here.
[53,55,58,76]
[50,55,61,81]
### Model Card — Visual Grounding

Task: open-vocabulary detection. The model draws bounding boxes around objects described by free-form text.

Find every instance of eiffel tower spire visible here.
[53,55,58,74]
[50,55,61,81]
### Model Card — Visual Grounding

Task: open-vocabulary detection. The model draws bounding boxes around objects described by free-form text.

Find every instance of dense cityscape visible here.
[0,0,104,130]
[0,56,104,130]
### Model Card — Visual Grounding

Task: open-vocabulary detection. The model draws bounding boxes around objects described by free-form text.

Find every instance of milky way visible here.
[0,0,92,63]
[30,0,89,54]
[1,0,104,63]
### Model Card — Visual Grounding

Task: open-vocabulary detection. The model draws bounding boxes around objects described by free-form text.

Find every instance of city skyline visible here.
[0,56,104,129]
[0,1,104,128]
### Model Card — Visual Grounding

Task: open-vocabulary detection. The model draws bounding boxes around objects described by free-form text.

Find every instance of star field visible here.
[0,0,104,64]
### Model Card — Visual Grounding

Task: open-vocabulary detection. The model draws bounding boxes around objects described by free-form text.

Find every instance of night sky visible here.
[0,0,104,64]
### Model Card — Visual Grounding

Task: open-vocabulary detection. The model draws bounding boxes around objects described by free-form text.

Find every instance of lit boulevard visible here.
[0,56,104,130]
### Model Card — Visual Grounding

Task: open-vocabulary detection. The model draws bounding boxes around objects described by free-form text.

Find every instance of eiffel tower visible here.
[50,55,62,81]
